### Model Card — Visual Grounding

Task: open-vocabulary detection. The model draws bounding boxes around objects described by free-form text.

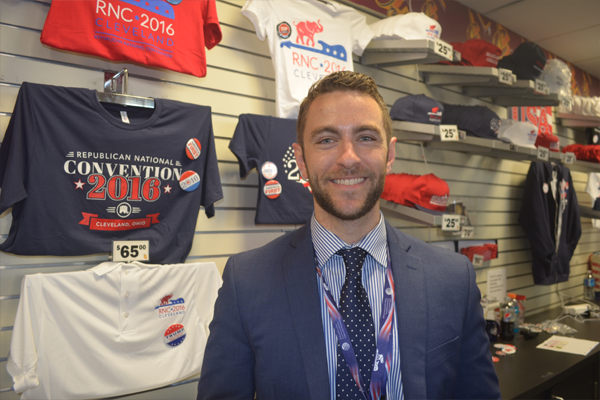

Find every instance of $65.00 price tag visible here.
[113,240,149,262]
[440,125,459,141]
[441,214,461,232]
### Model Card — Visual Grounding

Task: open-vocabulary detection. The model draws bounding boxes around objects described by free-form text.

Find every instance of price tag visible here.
[112,240,150,262]
[458,130,467,140]
[537,146,549,161]
[509,144,518,151]
[498,68,513,85]
[461,226,475,238]
[560,97,572,110]
[441,214,461,231]
[564,152,576,164]
[535,79,548,94]
[473,254,485,267]
[434,39,453,60]
[440,125,459,141]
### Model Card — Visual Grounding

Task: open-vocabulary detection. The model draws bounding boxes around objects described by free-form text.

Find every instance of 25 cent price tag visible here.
[537,146,549,161]
[461,226,475,238]
[441,214,461,231]
[535,79,548,94]
[434,39,453,60]
[498,68,513,85]
[113,240,150,262]
[473,254,485,267]
[440,125,459,141]
[564,152,575,164]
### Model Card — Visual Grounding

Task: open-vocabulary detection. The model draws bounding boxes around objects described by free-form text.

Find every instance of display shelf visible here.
[392,121,600,172]
[417,65,559,106]
[556,113,600,128]
[380,200,442,226]
[580,206,600,220]
[361,39,455,67]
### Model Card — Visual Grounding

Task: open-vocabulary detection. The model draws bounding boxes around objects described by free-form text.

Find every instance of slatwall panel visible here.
[0,0,598,398]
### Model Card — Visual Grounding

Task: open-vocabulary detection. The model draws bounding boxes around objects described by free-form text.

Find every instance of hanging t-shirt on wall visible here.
[229,114,314,224]
[40,0,222,78]
[0,82,223,263]
[242,0,374,118]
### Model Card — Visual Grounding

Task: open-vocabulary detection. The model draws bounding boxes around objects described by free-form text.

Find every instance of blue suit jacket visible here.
[197,222,501,399]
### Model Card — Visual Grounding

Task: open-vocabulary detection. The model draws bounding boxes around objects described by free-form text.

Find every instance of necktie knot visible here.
[337,247,368,277]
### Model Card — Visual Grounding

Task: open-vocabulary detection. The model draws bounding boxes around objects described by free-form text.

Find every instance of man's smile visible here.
[332,177,366,186]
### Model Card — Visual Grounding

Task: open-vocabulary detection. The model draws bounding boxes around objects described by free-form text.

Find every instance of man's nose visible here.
[337,139,361,169]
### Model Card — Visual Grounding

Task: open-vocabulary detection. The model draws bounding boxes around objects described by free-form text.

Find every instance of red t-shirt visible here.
[41,0,222,78]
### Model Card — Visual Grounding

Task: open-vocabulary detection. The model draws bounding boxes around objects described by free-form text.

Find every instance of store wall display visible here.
[0,82,223,263]
[1,0,599,398]
[7,261,221,400]
[40,0,222,78]
[241,0,374,118]
[229,114,313,224]
[441,104,501,139]
[390,94,443,125]
[519,162,582,285]
[562,144,600,164]
[459,242,498,263]
[497,119,538,149]
[369,11,440,40]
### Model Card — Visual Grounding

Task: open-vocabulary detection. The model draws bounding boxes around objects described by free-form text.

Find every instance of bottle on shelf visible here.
[584,270,595,300]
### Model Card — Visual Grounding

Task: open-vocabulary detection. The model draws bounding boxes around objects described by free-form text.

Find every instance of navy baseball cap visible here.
[441,104,501,139]
[390,94,444,125]
[498,42,546,81]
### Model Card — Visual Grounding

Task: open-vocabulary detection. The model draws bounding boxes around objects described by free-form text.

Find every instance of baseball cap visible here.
[439,39,502,67]
[497,119,538,149]
[539,59,572,96]
[390,95,444,125]
[382,173,449,212]
[497,42,546,81]
[441,104,501,139]
[370,12,441,41]
[535,131,560,152]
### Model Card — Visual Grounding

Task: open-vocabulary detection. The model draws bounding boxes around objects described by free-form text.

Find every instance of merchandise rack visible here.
[556,113,600,128]
[417,65,560,107]
[360,38,458,67]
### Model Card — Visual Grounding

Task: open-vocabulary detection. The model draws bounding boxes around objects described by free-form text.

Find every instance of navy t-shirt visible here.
[229,114,313,224]
[0,82,222,263]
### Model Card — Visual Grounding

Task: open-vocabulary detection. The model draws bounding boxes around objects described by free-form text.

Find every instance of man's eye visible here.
[358,136,375,141]
[318,138,333,144]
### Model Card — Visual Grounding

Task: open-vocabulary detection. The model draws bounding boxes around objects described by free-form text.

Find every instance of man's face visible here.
[293,90,396,222]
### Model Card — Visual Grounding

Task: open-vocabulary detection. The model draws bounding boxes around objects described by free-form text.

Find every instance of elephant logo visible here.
[293,20,323,47]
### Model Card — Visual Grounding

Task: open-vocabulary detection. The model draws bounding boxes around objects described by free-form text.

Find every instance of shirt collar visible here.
[89,261,160,276]
[310,212,388,269]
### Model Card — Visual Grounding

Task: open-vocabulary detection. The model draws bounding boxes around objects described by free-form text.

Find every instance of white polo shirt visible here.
[7,261,221,400]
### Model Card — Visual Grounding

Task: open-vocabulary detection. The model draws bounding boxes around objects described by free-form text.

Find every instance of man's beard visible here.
[308,167,386,221]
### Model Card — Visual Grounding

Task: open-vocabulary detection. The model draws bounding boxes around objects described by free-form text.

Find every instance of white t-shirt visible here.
[242,0,374,118]
[7,262,221,400]
[586,172,600,229]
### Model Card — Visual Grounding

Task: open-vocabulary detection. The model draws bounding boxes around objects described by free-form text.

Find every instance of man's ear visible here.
[292,143,308,180]
[386,137,396,174]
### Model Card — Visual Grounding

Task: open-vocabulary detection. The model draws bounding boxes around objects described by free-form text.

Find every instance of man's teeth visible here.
[333,178,365,185]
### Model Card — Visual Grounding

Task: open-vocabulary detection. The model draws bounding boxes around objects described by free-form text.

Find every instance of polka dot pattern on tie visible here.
[335,247,376,399]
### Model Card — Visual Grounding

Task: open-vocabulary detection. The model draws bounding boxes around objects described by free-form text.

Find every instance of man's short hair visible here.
[296,71,392,149]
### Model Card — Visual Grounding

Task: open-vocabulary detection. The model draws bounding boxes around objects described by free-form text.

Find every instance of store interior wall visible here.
[0,0,598,398]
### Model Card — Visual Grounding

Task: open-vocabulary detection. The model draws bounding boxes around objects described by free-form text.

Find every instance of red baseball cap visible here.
[439,39,502,67]
[535,131,560,152]
[382,173,449,212]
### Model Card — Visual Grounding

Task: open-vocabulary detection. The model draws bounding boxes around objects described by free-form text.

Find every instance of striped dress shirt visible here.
[311,214,404,400]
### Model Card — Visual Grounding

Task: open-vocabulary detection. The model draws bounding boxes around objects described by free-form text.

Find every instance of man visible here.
[197,71,501,400]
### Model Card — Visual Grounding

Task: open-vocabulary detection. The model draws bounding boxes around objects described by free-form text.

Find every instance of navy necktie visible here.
[336,247,376,399]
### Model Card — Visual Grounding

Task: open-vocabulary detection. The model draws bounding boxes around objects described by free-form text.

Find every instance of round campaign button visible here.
[164,324,186,347]
[263,180,282,199]
[495,350,506,356]
[503,347,516,355]
[493,344,506,349]
[492,356,500,363]
[261,162,278,180]
[179,170,200,192]
[542,183,549,193]
[186,138,202,160]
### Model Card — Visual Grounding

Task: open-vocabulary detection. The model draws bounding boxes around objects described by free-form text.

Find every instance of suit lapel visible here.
[387,223,427,400]
[283,225,330,400]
